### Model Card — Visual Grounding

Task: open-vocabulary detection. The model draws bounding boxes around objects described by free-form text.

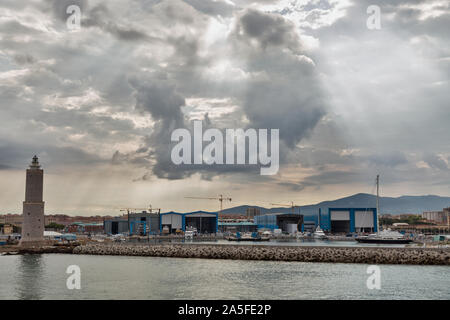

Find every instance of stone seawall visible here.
[1,244,77,255]
[73,244,450,265]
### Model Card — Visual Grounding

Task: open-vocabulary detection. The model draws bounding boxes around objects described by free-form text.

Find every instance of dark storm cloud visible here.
[126,78,263,180]
[127,75,189,179]
[236,9,302,50]
[232,9,326,148]
[1,0,449,195]
[129,75,185,124]
[96,6,329,180]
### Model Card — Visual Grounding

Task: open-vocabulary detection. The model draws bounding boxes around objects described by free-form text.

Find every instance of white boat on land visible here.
[313,226,327,239]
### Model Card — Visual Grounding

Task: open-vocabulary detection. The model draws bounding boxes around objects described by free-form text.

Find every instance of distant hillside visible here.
[221,193,450,216]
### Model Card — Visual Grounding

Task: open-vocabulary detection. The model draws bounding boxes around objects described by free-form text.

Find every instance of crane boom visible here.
[185,194,232,214]
[270,202,300,214]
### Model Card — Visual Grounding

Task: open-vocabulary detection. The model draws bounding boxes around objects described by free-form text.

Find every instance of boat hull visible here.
[226,237,270,242]
[355,238,413,244]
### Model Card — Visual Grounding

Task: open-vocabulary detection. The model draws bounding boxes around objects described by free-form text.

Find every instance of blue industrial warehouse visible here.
[327,208,377,233]
[254,208,377,234]
[255,213,303,233]
[160,211,218,234]
[302,207,377,233]
[104,211,160,235]
[104,207,376,236]
[105,211,219,235]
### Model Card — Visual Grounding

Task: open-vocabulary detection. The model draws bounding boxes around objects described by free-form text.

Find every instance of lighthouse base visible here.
[19,239,53,247]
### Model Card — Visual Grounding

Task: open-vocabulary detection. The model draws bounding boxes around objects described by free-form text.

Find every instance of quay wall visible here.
[73,243,450,265]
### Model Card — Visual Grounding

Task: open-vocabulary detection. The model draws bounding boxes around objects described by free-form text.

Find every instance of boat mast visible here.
[376,174,380,234]
[318,208,321,230]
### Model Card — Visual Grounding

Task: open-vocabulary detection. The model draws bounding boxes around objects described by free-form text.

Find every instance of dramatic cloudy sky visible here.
[0,0,448,215]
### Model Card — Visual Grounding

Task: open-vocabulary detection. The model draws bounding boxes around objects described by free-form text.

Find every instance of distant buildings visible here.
[0,213,114,230]
[245,207,261,219]
[0,214,23,227]
[104,211,160,235]
[65,222,104,234]
[0,224,13,235]
[422,208,449,224]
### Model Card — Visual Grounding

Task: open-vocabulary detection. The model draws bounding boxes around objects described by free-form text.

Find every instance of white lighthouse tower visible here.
[20,155,45,245]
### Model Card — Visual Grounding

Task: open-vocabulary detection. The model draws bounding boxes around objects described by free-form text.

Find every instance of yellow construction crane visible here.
[185,195,232,214]
[270,202,300,214]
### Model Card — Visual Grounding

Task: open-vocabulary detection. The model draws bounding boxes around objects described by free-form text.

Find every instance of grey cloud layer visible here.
[0,0,448,194]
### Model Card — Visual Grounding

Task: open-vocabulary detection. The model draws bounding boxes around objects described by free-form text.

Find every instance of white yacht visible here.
[356,228,412,244]
[355,175,413,244]
[313,226,327,239]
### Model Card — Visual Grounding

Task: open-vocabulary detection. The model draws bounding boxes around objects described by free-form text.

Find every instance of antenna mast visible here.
[376,174,380,234]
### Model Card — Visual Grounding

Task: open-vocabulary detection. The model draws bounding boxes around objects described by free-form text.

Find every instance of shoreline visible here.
[2,243,449,265]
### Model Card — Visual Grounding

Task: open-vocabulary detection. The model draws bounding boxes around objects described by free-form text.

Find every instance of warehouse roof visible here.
[218,222,257,226]
[161,211,218,216]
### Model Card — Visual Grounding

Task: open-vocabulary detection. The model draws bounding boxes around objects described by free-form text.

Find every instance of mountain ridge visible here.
[220,193,450,215]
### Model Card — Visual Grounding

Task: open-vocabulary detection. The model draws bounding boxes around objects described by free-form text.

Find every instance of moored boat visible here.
[355,229,413,244]
[226,232,270,242]
[313,226,327,239]
[355,175,413,244]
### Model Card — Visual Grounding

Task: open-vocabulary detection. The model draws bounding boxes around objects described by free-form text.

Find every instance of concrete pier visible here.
[73,243,450,265]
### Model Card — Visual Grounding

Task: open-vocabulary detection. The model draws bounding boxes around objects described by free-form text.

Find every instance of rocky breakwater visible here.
[1,243,78,255]
[73,244,450,265]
